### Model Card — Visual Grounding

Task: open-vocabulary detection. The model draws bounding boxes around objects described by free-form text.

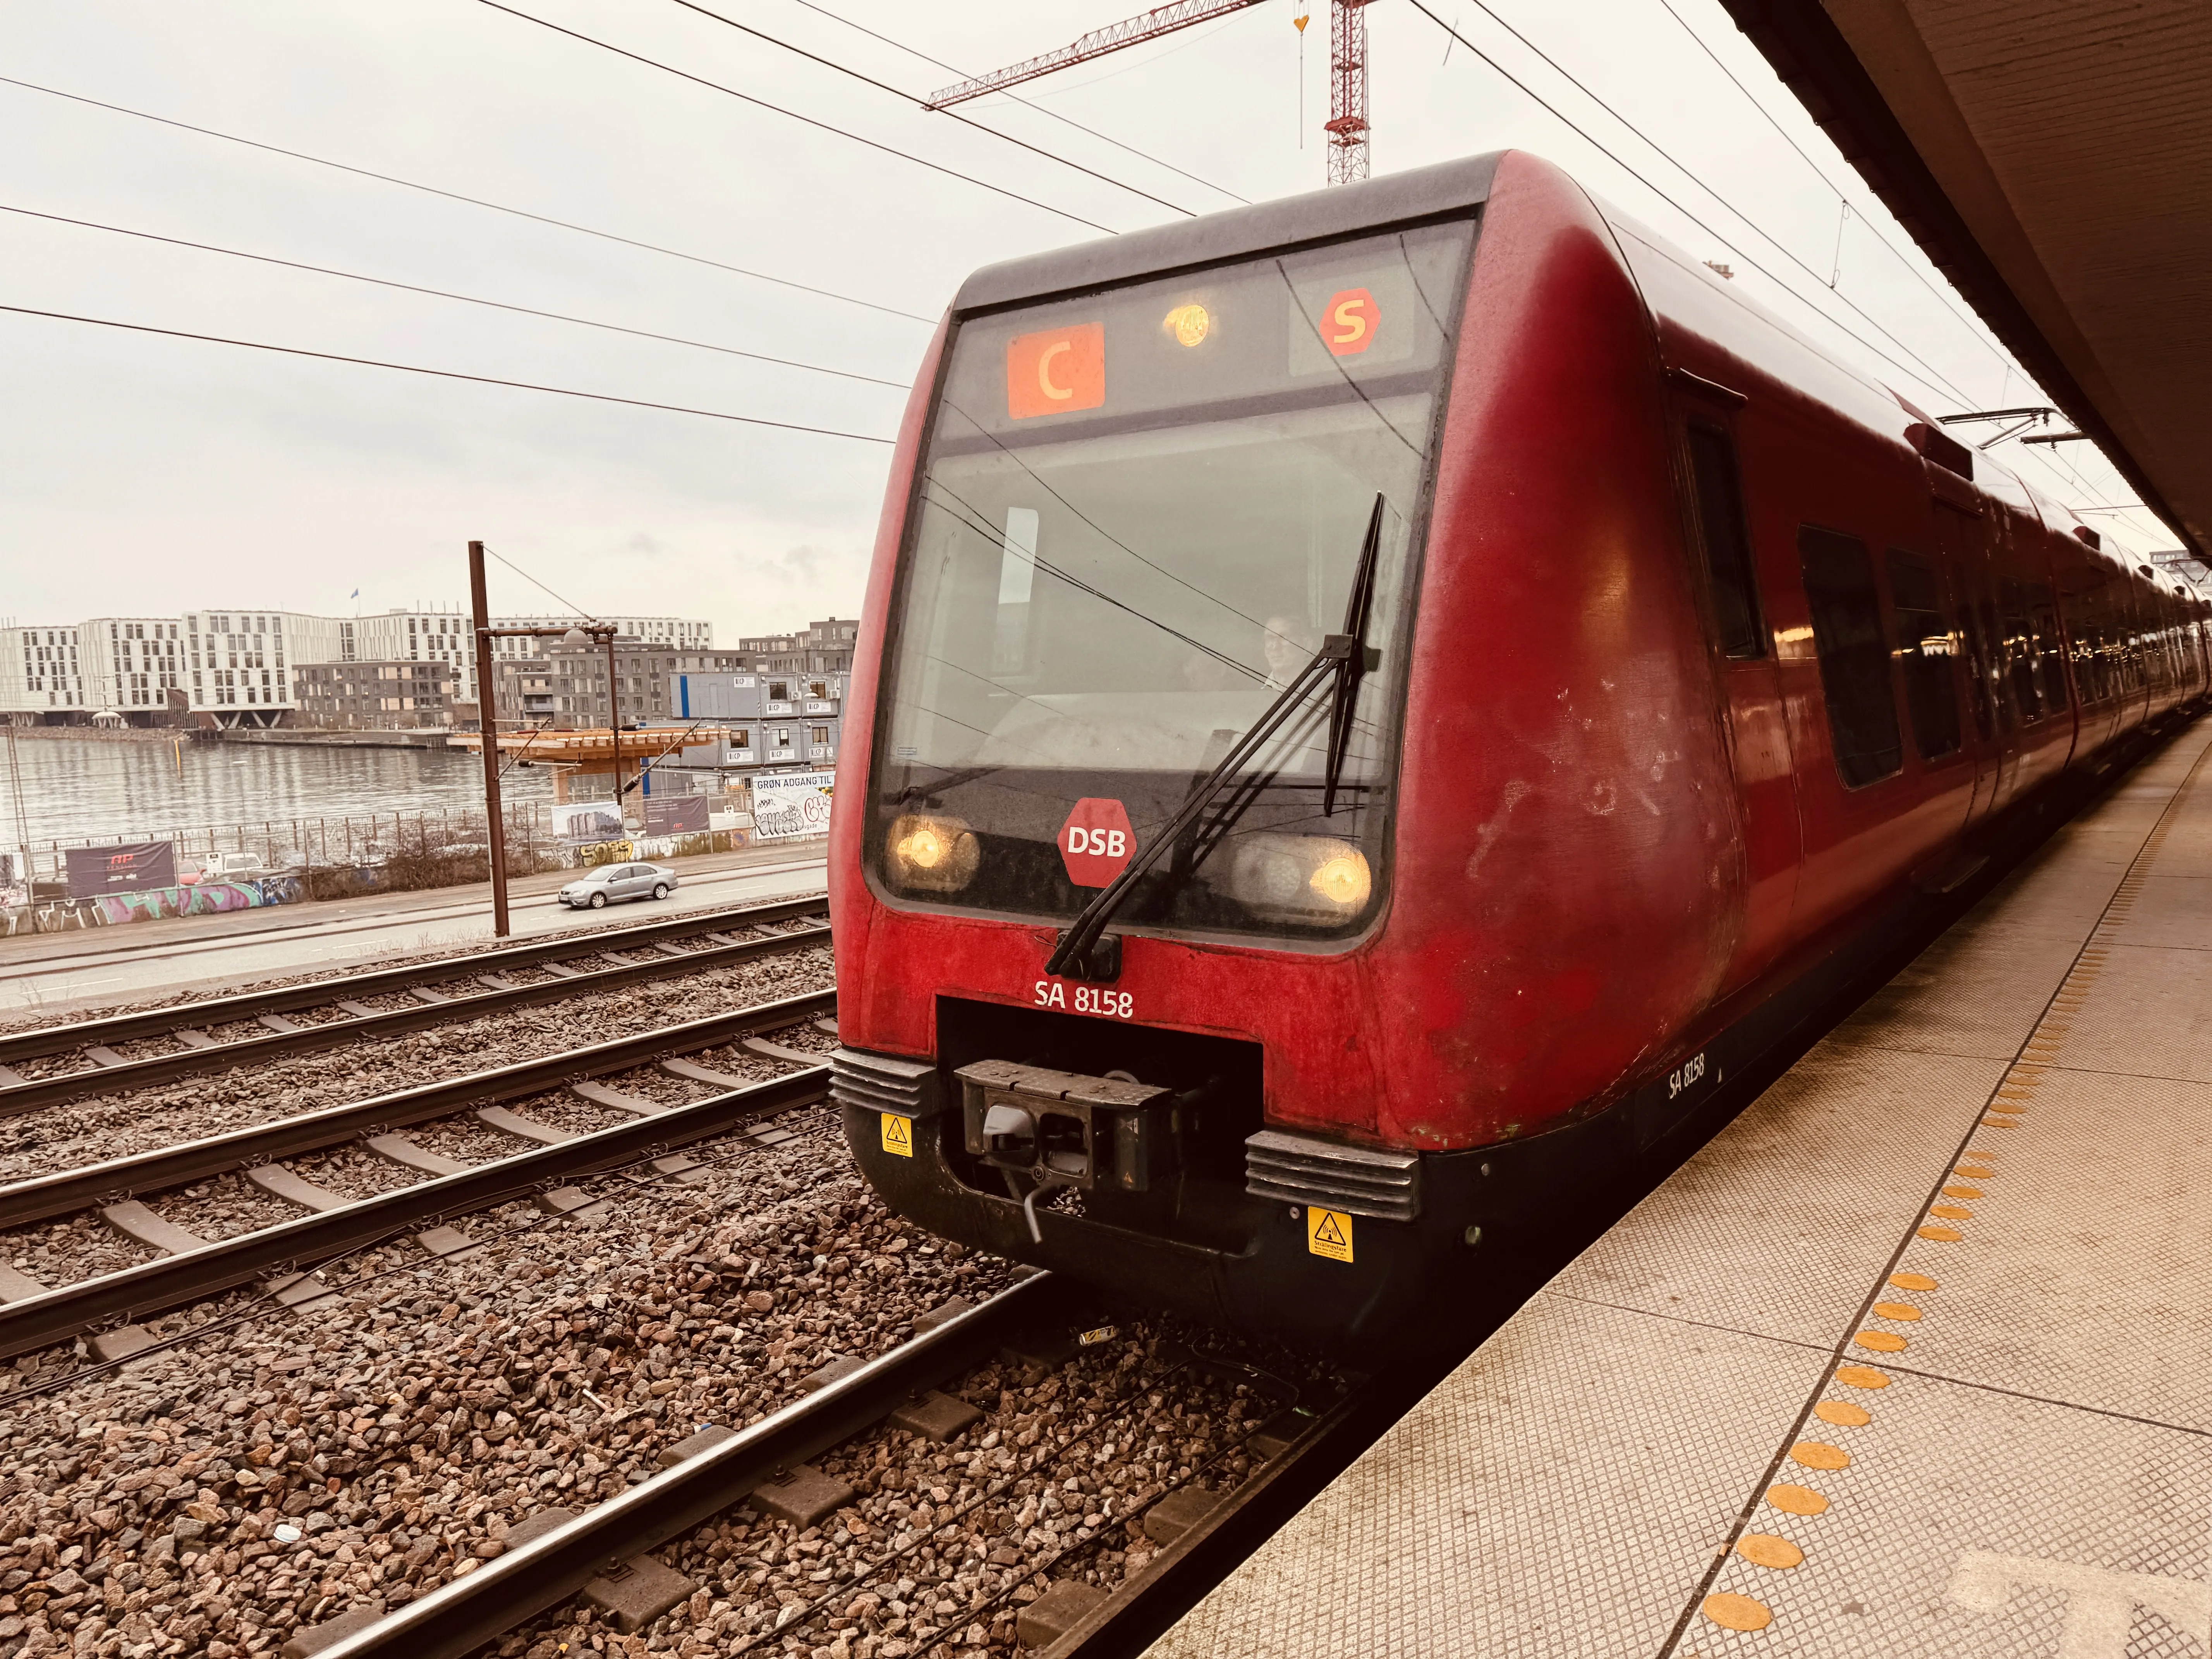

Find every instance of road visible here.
[0,845,830,1018]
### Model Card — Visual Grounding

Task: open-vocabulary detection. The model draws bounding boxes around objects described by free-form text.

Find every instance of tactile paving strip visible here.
[1672,729,2212,1652]
[1683,1367,2212,1657]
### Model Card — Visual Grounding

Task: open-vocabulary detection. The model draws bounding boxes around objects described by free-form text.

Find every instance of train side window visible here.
[1885,549,1961,759]
[1798,527,1904,788]
[2000,577,2043,719]
[2029,582,2069,711]
[1683,421,1766,658]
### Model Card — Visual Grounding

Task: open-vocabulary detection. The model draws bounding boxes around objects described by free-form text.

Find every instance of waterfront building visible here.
[180,609,343,726]
[0,625,88,720]
[293,659,464,729]
[80,618,187,717]
[335,609,479,701]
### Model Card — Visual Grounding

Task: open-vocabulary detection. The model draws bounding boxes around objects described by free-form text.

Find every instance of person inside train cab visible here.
[1261,614,1318,688]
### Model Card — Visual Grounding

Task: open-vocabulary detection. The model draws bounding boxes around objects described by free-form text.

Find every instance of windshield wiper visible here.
[1046,493,1388,982]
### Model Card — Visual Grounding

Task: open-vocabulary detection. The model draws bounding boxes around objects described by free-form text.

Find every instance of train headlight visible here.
[1309,848,1372,908]
[1225,834,1372,922]
[888,813,980,892]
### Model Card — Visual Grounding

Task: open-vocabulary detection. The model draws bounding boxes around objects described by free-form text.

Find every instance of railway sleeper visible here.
[0,895,828,1068]
[0,1066,827,1359]
[0,987,835,1228]
[0,919,832,1117]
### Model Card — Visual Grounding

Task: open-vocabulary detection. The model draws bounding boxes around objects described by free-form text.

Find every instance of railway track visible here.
[307,1277,1360,1659]
[0,893,829,1115]
[0,988,836,1359]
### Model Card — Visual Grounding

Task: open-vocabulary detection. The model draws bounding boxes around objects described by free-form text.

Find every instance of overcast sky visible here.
[0,0,2160,639]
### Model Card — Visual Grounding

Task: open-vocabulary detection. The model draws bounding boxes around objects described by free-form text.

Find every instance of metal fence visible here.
[7,801,561,887]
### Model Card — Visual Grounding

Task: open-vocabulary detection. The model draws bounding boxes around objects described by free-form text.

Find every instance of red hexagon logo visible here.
[1059,798,1135,888]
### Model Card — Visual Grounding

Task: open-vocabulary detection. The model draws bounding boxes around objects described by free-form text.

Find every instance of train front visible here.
[827,156,1731,1347]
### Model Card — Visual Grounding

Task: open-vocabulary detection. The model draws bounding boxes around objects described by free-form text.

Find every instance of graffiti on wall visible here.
[2,876,305,934]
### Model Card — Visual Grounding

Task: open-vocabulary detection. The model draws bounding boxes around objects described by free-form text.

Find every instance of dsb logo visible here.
[1059,798,1135,888]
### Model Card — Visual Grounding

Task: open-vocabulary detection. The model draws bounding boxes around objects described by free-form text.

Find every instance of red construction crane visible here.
[924,0,1373,185]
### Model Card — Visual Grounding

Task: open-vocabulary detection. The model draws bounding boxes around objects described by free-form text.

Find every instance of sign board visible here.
[750,770,836,840]
[1059,799,1135,888]
[644,795,710,836]
[64,841,178,899]
[552,800,625,844]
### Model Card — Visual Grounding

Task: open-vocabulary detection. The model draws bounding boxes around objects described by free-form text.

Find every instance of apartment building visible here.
[180,609,344,724]
[0,625,87,719]
[485,615,711,665]
[337,609,478,700]
[488,637,687,729]
[293,660,463,729]
[733,618,857,676]
[81,618,187,715]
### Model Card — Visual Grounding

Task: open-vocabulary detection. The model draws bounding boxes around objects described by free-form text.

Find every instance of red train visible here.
[826,150,2209,1346]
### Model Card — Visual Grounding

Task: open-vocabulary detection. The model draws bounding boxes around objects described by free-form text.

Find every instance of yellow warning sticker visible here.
[1306,1207,1353,1263]
[880,1112,914,1158]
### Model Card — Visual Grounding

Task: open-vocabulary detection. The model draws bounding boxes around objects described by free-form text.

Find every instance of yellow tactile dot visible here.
[1930,1204,1974,1220]
[1956,1166,1994,1180]
[1815,1400,1871,1427]
[1918,1224,1963,1241]
[1767,1484,1830,1515]
[1835,1365,1890,1389]
[1703,1593,1774,1631]
[1943,1185,1984,1199]
[1854,1330,1908,1353]
[1980,1118,2018,1129]
[1736,1534,1805,1570]
[1890,1273,1938,1291]
[1791,1441,1851,1471]
[1872,1301,1922,1321]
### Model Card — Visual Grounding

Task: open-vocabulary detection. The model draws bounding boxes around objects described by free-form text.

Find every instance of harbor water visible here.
[1,732,556,851]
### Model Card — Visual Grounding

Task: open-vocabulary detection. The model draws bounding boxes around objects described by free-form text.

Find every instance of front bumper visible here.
[840,1089,1633,1351]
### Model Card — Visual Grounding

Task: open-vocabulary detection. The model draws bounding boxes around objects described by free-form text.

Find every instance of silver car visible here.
[558,861,678,910]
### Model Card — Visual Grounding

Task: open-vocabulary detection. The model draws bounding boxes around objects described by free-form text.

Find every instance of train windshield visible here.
[871,220,1474,943]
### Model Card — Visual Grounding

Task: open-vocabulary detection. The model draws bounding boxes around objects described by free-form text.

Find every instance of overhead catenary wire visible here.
[1404,2,2148,528]
[0,304,895,443]
[663,0,1197,217]
[0,74,935,325]
[782,0,1251,204]
[473,0,1120,236]
[0,203,913,390]
[1469,0,2147,529]
[1645,0,2016,367]
[1410,0,1976,409]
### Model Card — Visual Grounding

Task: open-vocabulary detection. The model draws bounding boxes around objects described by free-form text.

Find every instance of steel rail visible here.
[1049,1385,1368,1657]
[0,918,830,1117]
[0,891,827,1065]
[0,987,837,1228]
[0,1060,835,1360]
[317,1276,1053,1659]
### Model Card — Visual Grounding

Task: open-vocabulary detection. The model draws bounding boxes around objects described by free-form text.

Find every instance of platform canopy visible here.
[1722,0,2211,555]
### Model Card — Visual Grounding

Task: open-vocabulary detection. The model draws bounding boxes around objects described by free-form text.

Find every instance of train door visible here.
[1935,501,2012,828]
[1672,391,1800,991]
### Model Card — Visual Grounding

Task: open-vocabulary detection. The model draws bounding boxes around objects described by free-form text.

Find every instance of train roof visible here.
[951,153,1503,316]
[948,151,2191,582]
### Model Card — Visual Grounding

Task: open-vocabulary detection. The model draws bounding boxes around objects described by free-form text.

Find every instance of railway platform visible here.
[1150,719,2212,1659]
